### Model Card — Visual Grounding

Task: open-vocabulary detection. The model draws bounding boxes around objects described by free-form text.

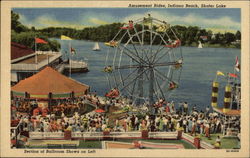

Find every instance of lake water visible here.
[58,39,240,111]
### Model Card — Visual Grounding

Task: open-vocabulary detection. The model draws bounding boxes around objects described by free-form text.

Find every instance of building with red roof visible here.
[12,66,89,99]
[11,42,34,61]
[11,42,63,84]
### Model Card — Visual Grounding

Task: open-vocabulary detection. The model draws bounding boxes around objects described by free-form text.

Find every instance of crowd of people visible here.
[11,94,240,139]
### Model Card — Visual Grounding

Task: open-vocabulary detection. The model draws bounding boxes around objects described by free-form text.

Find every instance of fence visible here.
[148,132,178,139]
[200,140,214,149]
[29,131,178,140]
[182,133,195,144]
[182,133,215,149]
[11,52,62,71]
[109,132,141,138]
[29,132,64,139]
[36,51,61,55]
[29,131,215,149]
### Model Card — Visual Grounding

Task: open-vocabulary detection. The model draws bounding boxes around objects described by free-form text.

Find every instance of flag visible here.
[70,47,76,54]
[61,35,72,40]
[235,56,240,72]
[216,71,225,76]
[228,73,238,78]
[35,38,48,44]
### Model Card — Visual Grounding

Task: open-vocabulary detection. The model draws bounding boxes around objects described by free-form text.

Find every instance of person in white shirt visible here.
[102,123,107,131]
[215,136,221,146]
[163,117,168,131]
[183,119,188,133]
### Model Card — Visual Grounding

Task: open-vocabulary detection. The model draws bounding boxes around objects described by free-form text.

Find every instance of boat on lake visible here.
[64,59,89,73]
[93,42,100,51]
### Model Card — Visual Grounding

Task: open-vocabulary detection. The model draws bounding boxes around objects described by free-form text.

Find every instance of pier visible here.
[11,42,88,84]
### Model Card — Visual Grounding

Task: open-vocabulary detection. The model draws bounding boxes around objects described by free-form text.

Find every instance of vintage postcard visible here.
[1,0,249,157]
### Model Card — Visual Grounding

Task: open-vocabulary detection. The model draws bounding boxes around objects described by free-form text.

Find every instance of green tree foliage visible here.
[11,11,29,33]
[11,11,60,51]
[11,31,60,51]
[235,30,241,40]
[224,32,236,45]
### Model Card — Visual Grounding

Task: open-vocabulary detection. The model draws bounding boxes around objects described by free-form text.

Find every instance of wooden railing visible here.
[182,133,195,144]
[29,132,64,139]
[148,132,178,139]
[200,140,214,149]
[28,131,215,149]
[29,131,178,140]
[11,53,62,71]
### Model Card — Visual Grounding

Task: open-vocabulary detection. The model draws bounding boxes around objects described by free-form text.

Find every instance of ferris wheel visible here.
[104,14,183,106]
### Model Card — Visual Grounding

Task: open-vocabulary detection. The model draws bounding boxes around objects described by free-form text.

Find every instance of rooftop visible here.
[11,42,34,60]
[17,54,53,64]
[11,52,62,71]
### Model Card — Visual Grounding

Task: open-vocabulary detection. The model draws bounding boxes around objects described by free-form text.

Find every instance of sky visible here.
[12,8,241,33]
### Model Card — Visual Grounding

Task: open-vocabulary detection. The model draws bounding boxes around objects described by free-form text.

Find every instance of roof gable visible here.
[11,66,89,95]
[11,42,34,60]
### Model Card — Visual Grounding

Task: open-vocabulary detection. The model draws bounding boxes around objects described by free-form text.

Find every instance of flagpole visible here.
[47,53,49,66]
[69,41,71,78]
[233,56,236,83]
[35,37,38,71]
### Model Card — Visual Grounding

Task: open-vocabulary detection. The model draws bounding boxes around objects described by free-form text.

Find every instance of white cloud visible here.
[80,12,119,26]
[19,13,87,29]
[89,18,109,25]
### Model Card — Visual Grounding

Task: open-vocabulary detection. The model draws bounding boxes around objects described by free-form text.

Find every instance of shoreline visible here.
[185,43,241,49]
[52,38,241,50]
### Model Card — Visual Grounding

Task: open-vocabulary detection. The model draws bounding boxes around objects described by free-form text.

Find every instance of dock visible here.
[11,43,89,84]
[64,60,89,73]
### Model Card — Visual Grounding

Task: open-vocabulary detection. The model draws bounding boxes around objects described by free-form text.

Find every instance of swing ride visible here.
[104,14,183,106]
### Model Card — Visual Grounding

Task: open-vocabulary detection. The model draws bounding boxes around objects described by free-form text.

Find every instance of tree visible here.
[185,26,199,45]
[224,32,236,45]
[31,26,36,32]
[11,11,29,33]
[235,30,241,40]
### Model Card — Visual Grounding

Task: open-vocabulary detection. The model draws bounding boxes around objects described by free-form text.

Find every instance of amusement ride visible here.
[104,14,183,108]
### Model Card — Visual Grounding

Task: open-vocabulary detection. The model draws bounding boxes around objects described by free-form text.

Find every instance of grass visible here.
[106,139,195,149]
[25,136,238,149]
[78,140,102,149]
[199,133,239,149]
[25,138,196,149]
[78,139,196,149]
[139,139,195,149]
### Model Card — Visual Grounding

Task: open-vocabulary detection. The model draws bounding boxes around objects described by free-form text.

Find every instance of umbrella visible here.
[95,109,105,113]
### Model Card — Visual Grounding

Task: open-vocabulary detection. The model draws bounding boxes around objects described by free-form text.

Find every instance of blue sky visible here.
[12,8,241,33]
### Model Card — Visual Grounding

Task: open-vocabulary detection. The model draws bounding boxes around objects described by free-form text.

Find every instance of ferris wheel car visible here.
[103,66,113,73]
[169,81,178,90]
[105,40,118,47]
